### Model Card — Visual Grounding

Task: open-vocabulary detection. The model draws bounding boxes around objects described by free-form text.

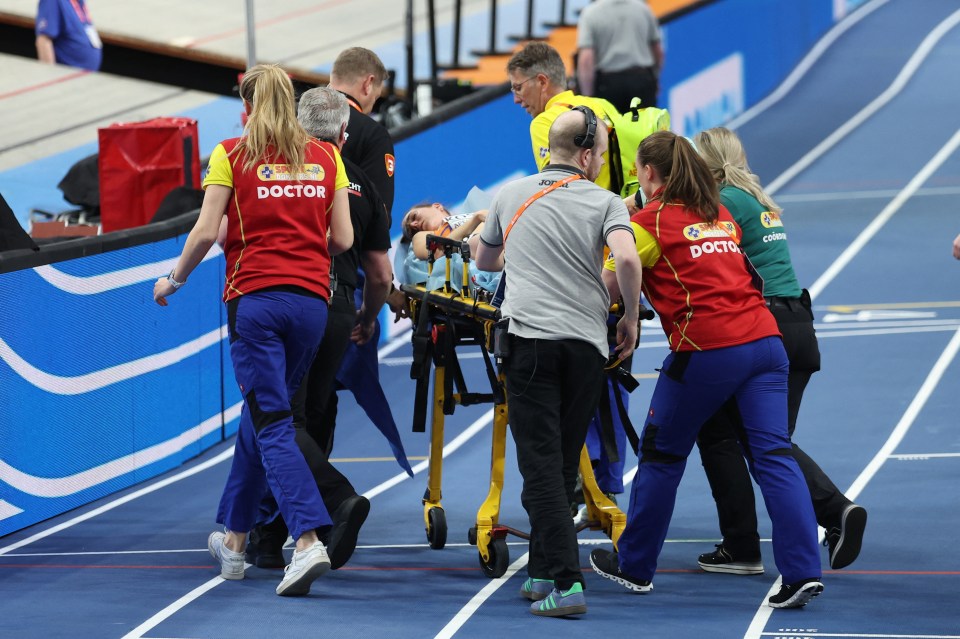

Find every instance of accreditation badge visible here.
[85,24,103,49]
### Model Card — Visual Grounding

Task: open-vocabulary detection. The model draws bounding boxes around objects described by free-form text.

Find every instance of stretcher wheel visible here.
[479,537,509,578]
[467,526,477,546]
[426,507,447,549]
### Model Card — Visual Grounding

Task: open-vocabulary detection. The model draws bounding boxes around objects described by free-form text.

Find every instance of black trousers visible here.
[504,336,605,590]
[696,291,851,558]
[291,285,356,455]
[595,66,658,113]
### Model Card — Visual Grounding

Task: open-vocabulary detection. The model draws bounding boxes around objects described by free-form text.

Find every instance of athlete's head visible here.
[694,127,781,214]
[297,87,350,147]
[637,130,719,223]
[330,47,388,115]
[401,202,450,241]
[506,42,567,117]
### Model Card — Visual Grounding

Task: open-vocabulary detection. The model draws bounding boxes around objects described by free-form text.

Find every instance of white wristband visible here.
[167,269,185,289]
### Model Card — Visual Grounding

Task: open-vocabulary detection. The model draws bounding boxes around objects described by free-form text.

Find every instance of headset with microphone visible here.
[571,105,597,149]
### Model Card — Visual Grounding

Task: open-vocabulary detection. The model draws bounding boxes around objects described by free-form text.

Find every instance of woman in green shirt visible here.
[690,127,867,576]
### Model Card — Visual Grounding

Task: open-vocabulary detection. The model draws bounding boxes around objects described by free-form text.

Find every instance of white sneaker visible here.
[208,531,245,580]
[275,541,331,596]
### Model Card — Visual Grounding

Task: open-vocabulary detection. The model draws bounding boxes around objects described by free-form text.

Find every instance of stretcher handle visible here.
[609,301,655,321]
[425,233,470,258]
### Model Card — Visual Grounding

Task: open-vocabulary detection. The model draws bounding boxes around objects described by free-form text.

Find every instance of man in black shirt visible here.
[329,47,395,214]
[314,47,409,454]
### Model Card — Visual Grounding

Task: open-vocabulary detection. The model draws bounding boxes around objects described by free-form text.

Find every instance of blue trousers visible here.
[217,290,332,542]
[585,376,629,494]
[617,336,821,584]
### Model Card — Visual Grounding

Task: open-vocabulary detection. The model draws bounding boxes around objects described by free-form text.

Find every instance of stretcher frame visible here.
[401,234,629,578]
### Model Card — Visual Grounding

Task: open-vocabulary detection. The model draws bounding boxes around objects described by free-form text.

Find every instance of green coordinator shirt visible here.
[720,184,802,299]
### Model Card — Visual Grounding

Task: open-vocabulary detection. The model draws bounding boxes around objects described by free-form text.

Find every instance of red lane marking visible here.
[0,70,88,101]
[826,570,960,575]
[187,0,352,48]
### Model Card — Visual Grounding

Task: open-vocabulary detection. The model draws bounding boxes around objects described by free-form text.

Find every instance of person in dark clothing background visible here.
[576,0,663,112]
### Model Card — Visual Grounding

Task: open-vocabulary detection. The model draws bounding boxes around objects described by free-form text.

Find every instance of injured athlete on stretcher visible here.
[395,190,501,295]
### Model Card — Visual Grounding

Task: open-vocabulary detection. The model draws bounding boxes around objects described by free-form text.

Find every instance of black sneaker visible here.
[327,494,370,570]
[245,520,288,569]
[824,504,867,570]
[767,577,823,608]
[698,544,764,575]
[589,549,653,593]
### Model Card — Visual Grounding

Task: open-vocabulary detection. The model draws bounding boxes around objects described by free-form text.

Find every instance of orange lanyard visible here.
[503,173,582,243]
[346,97,362,112]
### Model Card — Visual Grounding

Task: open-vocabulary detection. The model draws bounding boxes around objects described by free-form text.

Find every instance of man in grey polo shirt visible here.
[576,0,664,112]
[476,108,643,617]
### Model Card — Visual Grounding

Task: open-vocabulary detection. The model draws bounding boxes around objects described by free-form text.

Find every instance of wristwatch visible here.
[167,269,185,289]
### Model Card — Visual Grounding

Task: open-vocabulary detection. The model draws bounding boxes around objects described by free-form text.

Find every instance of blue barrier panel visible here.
[661,0,834,137]
[0,237,240,536]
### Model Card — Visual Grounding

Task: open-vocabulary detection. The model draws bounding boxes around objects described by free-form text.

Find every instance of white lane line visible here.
[1,537,737,558]
[122,578,224,639]
[434,552,530,639]
[765,8,960,196]
[807,127,960,300]
[744,328,960,639]
[363,409,493,501]
[378,330,411,360]
[741,13,960,634]
[846,328,960,500]
[1,549,213,557]
[0,448,235,557]
[776,185,960,203]
[726,0,889,131]
[816,325,960,339]
[890,452,960,460]
[817,320,959,329]
[123,409,495,639]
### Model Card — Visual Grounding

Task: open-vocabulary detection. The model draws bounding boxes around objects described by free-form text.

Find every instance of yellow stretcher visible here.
[400,234,636,578]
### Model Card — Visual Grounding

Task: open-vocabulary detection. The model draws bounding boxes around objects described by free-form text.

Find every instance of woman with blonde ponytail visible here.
[691,126,866,579]
[153,63,353,597]
[592,130,824,609]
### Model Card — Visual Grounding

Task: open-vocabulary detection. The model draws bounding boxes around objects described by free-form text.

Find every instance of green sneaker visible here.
[530,582,587,617]
[520,577,554,601]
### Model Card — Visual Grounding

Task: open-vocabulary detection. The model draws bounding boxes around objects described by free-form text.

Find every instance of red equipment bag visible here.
[98,117,201,232]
